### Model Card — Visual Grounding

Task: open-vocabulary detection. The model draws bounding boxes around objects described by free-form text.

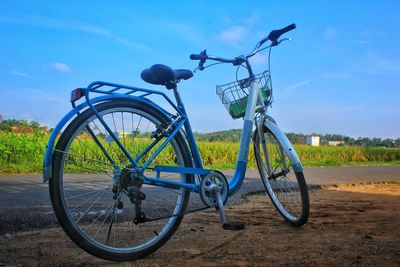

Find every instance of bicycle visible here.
[43,23,309,261]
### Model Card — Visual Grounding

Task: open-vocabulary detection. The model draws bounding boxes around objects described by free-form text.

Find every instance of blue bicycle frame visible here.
[43,72,261,196]
[147,76,261,196]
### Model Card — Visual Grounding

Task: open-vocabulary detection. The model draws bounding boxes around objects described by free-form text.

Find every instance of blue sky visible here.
[1,1,399,138]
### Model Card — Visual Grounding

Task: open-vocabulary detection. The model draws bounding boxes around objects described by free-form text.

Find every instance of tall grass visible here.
[198,141,400,169]
[0,132,399,174]
[295,145,400,167]
[0,132,48,174]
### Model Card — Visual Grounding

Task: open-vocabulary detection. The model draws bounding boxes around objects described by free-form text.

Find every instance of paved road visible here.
[0,165,399,233]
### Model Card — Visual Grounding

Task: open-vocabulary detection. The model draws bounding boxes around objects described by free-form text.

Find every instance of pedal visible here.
[222,221,245,231]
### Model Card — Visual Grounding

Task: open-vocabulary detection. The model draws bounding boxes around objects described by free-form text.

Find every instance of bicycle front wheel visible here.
[253,126,309,226]
[49,99,193,261]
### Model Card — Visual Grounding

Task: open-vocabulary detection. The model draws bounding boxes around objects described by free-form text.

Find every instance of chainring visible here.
[199,171,229,208]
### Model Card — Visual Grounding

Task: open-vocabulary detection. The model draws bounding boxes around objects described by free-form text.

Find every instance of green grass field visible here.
[0,132,399,174]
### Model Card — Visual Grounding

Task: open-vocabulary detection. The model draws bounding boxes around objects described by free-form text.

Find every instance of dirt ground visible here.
[1,183,399,267]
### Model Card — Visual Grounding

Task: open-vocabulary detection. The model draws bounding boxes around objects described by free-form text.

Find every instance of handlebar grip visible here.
[279,23,296,35]
[190,50,207,61]
[268,23,296,44]
[190,54,203,60]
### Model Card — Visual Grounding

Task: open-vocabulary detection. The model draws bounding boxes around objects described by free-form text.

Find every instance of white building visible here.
[306,135,320,146]
[328,141,345,146]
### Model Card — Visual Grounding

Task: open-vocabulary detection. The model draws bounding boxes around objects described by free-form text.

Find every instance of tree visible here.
[0,119,44,132]
[30,121,41,129]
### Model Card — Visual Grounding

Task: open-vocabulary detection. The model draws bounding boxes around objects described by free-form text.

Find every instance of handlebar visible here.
[190,50,240,71]
[268,23,296,46]
[190,23,296,70]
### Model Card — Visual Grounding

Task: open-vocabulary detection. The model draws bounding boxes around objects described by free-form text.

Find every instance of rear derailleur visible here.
[112,168,148,225]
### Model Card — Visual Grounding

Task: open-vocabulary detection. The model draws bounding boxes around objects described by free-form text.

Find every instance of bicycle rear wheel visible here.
[253,126,309,226]
[49,99,193,261]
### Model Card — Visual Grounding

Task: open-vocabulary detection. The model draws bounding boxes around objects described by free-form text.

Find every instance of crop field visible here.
[0,132,399,174]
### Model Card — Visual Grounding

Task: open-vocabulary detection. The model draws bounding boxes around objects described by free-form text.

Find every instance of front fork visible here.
[255,113,288,178]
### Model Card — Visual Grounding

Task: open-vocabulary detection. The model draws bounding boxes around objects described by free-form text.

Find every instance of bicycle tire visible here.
[49,99,193,261]
[253,125,309,226]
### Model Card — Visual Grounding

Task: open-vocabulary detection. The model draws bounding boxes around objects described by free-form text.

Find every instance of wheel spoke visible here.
[94,198,119,239]
[50,102,191,259]
[75,185,110,213]
[56,148,119,172]
[254,126,309,225]
[74,186,111,223]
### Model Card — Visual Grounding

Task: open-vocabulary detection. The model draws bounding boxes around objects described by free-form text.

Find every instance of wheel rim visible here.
[55,106,187,253]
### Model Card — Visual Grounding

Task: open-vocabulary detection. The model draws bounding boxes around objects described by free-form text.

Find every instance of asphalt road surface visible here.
[0,165,399,233]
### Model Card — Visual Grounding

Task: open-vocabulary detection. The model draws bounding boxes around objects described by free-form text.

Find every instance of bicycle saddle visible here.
[141,64,193,89]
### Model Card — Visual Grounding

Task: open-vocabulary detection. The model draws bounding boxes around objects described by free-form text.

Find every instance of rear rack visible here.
[71,81,181,115]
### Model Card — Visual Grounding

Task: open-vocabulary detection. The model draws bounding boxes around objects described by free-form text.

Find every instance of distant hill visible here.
[195,129,400,148]
[194,129,242,142]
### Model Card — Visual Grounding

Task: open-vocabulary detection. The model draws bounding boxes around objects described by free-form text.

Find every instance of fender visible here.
[264,118,304,173]
[42,95,173,182]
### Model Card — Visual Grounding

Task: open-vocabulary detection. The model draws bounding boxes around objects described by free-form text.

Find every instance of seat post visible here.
[172,86,204,170]
[172,87,184,111]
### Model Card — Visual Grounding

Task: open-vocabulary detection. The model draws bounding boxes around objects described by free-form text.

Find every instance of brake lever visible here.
[277,38,291,45]
[193,59,206,73]
[199,60,205,71]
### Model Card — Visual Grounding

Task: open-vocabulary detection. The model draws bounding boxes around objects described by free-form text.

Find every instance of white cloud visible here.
[368,53,400,72]
[46,96,63,104]
[0,15,150,51]
[215,13,261,48]
[161,21,203,43]
[322,71,352,80]
[323,27,337,41]
[319,27,339,53]
[282,80,311,93]
[351,52,400,76]
[217,25,247,46]
[78,23,150,51]
[51,62,71,73]
[244,13,260,26]
[250,53,268,67]
[10,70,34,78]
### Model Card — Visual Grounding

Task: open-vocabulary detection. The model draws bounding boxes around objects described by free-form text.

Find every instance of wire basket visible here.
[216,71,272,119]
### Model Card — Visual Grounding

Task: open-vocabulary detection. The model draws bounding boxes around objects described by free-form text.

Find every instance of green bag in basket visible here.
[229,96,248,119]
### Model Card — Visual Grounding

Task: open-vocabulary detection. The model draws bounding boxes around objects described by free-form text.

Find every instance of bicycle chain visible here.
[144,205,211,223]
